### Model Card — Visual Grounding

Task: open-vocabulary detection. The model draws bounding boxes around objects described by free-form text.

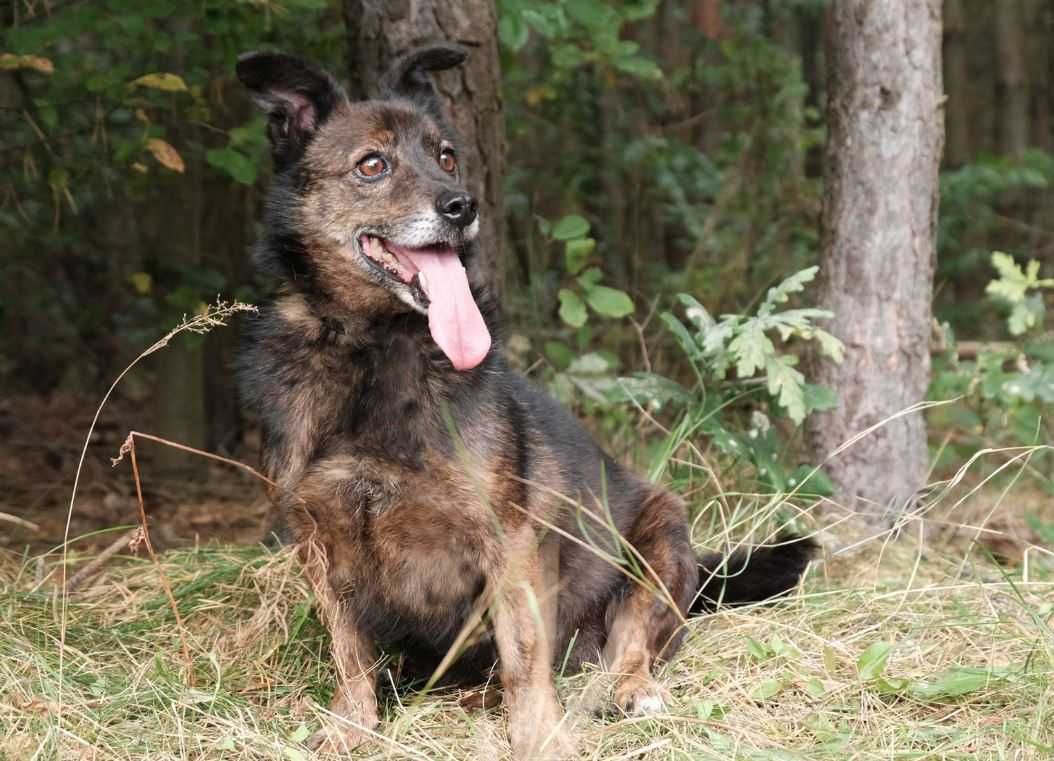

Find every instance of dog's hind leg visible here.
[602,489,698,716]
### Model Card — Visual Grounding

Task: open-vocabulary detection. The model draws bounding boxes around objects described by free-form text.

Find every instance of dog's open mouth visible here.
[359,234,492,371]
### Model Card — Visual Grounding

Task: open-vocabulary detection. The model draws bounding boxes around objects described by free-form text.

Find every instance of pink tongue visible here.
[398,246,491,370]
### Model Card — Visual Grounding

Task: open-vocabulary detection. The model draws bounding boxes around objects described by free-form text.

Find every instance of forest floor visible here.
[2,472,1052,760]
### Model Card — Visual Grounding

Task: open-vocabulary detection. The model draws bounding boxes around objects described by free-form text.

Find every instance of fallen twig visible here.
[64,527,140,594]
[0,511,39,531]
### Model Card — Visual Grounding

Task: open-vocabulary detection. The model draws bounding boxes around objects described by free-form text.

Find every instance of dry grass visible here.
[2,485,1052,761]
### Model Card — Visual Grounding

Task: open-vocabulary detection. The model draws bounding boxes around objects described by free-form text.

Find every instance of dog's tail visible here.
[690,534,818,615]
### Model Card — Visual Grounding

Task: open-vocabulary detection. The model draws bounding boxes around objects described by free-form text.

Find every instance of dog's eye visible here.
[438,148,457,174]
[356,154,388,178]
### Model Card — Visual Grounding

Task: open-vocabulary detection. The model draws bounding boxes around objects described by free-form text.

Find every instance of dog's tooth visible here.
[417,271,429,292]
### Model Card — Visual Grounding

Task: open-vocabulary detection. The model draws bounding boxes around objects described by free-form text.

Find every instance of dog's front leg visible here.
[300,548,379,752]
[492,530,573,760]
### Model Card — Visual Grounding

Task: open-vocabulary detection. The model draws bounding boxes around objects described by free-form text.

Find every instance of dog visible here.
[234,44,816,758]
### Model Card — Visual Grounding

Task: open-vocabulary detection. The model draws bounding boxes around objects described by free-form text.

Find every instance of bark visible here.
[807,0,944,525]
[694,0,723,41]
[1026,0,1052,152]
[342,0,505,292]
[994,0,1031,155]
[153,24,207,476]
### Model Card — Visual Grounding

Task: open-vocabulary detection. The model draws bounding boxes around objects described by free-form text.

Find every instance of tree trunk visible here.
[342,0,505,293]
[153,25,208,477]
[942,0,971,166]
[994,0,1030,156]
[807,0,944,526]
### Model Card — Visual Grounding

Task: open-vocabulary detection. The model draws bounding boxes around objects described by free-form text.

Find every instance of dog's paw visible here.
[307,725,371,755]
[510,724,575,761]
[508,699,575,760]
[612,677,670,717]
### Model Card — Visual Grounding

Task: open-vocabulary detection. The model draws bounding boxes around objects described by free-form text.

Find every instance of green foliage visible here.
[1,0,342,380]
[930,253,1054,469]
[545,213,634,340]
[937,151,1054,334]
[986,251,1054,336]
[662,267,842,425]
[499,0,661,79]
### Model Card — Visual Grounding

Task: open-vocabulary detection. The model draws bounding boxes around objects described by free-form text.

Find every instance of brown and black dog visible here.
[235,45,815,758]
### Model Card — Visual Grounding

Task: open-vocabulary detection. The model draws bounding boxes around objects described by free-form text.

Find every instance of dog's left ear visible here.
[379,44,468,121]
[236,51,348,166]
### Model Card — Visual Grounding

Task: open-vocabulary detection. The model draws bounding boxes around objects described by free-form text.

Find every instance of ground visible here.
[2,392,1052,760]
[3,505,1052,760]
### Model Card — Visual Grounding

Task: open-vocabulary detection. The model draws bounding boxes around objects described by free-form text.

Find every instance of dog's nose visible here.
[436,190,477,228]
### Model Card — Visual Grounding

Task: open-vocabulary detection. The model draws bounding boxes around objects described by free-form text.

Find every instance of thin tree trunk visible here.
[153,23,207,476]
[994,0,1030,156]
[943,0,971,166]
[807,0,944,526]
[342,0,505,293]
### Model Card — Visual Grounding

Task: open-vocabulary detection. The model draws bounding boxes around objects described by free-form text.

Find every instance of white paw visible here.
[632,693,665,716]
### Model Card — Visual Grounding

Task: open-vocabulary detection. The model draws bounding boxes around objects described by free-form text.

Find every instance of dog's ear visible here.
[379,44,468,121]
[236,51,348,166]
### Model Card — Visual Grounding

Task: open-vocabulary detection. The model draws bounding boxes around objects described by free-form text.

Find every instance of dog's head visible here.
[236,45,490,371]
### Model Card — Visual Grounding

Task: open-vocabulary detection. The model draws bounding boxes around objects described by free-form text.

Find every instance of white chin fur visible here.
[464,217,480,241]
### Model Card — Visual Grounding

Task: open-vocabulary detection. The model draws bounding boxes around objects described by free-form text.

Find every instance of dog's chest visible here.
[315,456,497,633]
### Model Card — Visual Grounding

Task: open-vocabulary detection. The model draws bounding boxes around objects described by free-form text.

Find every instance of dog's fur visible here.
[235,45,816,758]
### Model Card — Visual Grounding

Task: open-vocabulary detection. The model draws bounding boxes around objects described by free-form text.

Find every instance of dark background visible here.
[2,0,1052,549]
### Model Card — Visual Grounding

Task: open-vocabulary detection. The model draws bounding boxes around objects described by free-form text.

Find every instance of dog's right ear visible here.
[379,44,468,122]
[236,51,347,166]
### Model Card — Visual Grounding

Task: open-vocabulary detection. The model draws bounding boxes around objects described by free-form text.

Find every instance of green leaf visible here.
[206,148,257,185]
[729,321,775,378]
[552,214,590,240]
[564,0,613,28]
[676,293,714,333]
[609,373,690,408]
[558,289,587,328]
[768,636,793,657]
[872,676,911,695]
[567,352,610,375]
[987,251,1029,303]
[576,266,603,290]
[613,55,663,80]
[750,679,784,701]
[789,465,834,497]
[695,700,729,720]
[910,668,995,700]
[551,44,587,68]
[499,14,530,51]
[804,678,827,699]
[759,266,819,317]
[130,72,188,92]
[543,341,574,371]
[564,237,595,275]
[1007,295,1044,336]
[857,642,892,681]
[745,637,770,662]
[586,285,634,318]
[765,356,807,424]
[813,328,845,362]
[660,312,701,360]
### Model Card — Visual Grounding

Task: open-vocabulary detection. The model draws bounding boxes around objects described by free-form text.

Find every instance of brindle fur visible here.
[235,45,815,759]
